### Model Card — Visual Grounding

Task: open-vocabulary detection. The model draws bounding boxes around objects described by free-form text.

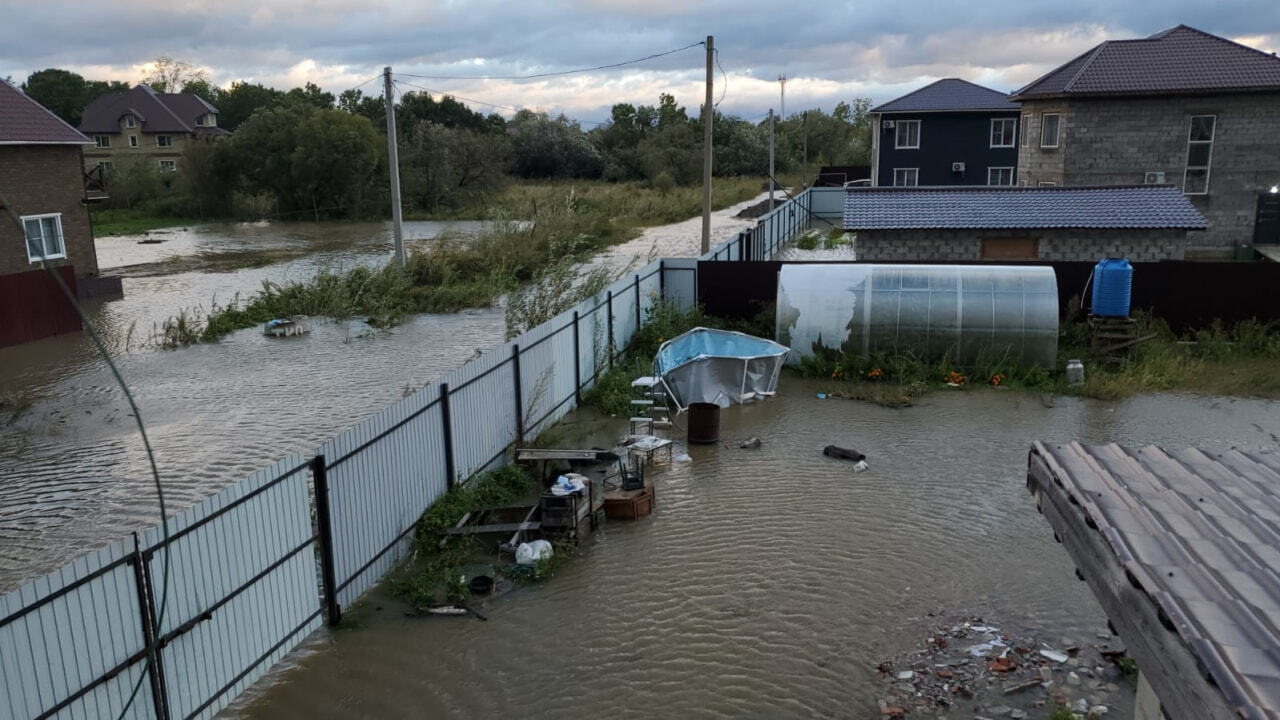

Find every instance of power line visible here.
[393,79,609,126]
[713,48,727,108]
[396,40,705,81]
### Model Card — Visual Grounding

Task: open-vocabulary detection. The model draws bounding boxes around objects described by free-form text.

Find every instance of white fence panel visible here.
[517,313,578,439]
[809,186,844,218]
[140,453,318,720]
[444,344,519,481]
[0,538,155,720]
[661,259,698,310]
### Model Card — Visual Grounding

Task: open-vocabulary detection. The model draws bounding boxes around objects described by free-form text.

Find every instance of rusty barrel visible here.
[686,402,721,444]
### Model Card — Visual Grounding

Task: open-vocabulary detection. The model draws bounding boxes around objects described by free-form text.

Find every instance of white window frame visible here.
[156,134,172,148]
[129,135,139,148]
[1040,113,1061,149]
[1020,113,1031,147]
[94,135,111,148]
[21,213,67,263]
[987,167,1015,186]
[124,115,136,128]
[158,160,177,172]
[990,118,1016,148]
[98,161,113,173]
[1183,114,1215,196]
[894,119,920,149]
[893,168,919,187]
[1037,181,1057,187]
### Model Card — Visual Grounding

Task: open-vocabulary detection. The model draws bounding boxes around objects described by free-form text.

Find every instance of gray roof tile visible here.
[842,185,1206,230]
[0,79,92,144]
[872,78,1019,113]
[1013,25,1280,99]
[79,85,211,134]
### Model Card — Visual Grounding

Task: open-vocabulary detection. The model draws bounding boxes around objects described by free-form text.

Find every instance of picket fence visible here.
[0,188,815,719]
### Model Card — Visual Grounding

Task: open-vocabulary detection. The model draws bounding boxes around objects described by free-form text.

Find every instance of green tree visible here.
[141,56,205,93]
[284,82,335,109]
[180,78,222,107]
[507,110,602,179]
[400,121,509,211]
[217,81,284,130]
[21,69,125,126]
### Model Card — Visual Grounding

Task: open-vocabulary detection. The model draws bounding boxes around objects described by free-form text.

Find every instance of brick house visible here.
[870,79,1021,188]
[0,79,101,346]
[79,84,228,176]
[1010,25,1280,257]
[843,185,1205,262]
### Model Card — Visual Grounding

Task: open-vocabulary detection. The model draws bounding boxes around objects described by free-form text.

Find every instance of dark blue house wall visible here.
[876,111,1020,186]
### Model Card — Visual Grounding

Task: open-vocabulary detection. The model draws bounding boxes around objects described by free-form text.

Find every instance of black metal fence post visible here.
[131,534,171,720]
[310,455,341,627]
[659,259,665,301]
[511,344,524,444]
[440,382,455,489]
[572,311,582,403]
[606,291,614,369]
[633,274,641,333]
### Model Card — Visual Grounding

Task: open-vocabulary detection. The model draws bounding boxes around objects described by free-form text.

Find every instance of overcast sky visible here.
[3,1,1279,123]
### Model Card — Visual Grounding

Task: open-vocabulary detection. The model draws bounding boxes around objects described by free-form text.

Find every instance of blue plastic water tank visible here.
[1091,258,1133,318]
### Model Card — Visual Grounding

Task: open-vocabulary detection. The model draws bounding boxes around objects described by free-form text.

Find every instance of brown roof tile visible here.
[79,85,214,135]
[0,79,92,145]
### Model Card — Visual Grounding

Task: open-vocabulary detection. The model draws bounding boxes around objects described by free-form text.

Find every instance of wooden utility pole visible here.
[768,108,775,212]
[383,66,406,268]
[700,35,714,255]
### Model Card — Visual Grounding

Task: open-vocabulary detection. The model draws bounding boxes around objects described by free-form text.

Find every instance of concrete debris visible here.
[1067,671,1082,686]
[739,437,761,449]
[896,670,915,680]
[1039,648,1069,663]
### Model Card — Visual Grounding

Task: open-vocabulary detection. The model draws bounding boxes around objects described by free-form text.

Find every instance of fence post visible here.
[511,344,525,444]
[659,259,665,301]
[633,274,641,335]
[606,291,614,369]
[131,534,171,720]
[572,311,582,403]
[440,382,455,489]
[310,455,342,627]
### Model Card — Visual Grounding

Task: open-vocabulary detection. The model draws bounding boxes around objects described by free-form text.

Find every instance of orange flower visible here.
[989,373,1005,386]
[867,367,883,380]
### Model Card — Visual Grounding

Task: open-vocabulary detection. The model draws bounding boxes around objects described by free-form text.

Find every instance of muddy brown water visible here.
[231,382,1277,719]
[0,200,762,591]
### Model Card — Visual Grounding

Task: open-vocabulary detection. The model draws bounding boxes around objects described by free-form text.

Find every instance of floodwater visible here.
[234,383,1278,719]
[0,197,762,591]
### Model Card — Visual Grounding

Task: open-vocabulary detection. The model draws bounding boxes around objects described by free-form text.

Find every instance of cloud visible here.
[2,0,1278,122]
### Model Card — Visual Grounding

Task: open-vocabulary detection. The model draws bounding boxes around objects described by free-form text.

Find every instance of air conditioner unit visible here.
[882,120,896,129]
[952,162,966,172]
[1144,171,1166,184]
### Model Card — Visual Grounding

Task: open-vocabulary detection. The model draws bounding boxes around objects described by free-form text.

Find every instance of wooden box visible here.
[603,484,654,520]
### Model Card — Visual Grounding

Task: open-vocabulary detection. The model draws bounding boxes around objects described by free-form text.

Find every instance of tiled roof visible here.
[0,79,92,145]
[80,85,211,134]
[842,185,1206,230]
[871,78,1019,113]
[1013,25,1280,99]
[1029,443,1280,719]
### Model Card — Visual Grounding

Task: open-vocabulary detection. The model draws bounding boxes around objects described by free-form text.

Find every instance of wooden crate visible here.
[603,484,654,520]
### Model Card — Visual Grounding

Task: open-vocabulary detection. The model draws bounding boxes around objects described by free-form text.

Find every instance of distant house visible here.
[0,79,101,346]
[843,185,1205,262]
[79,84,229,175]
[869,79,1021,188]
[1010,25,1280,257]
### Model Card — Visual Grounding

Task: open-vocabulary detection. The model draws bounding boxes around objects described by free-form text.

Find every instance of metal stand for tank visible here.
[1087,314,1154,362]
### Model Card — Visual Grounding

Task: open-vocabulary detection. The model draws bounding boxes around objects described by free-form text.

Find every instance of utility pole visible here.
[802,110,808,188]
[778,74,786,119]
[383,66,406,268]
[768,108,775,212]
[700,35,714,255]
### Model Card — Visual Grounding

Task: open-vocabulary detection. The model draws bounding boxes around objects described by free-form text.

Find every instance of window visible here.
[21,213,66,263]
[981,238,1037,260]
[94,135,111,148]
[156,135,172,147]
[1040,113,1061,148]
[895,119,920,149]
[129,135,139,148]
[124,115,136,128]
[1020,113,1031,147]
[987,167,1015,186]
[991,118,1016,148]
[158,160,176,172]
[893,168,919,186]
[98,161,113,173]
[1037,181,1057,187]
[1184,115,1215,195]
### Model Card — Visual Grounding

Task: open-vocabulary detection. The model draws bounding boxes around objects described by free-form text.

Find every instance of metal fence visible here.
[0,190,813,719]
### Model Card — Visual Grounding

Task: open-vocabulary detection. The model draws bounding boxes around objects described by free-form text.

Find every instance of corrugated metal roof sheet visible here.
[1013,25,1280,99]
[872,78,1019,113]
[0,79,92,145]
[842,185,1207,230]
[1030,442,1280,719]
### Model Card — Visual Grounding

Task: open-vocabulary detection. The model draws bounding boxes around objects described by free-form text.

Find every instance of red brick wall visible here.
[0,145,97,277]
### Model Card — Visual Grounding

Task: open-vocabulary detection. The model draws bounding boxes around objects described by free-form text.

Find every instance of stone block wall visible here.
[854,227,1189,262]
[0,145,97,277]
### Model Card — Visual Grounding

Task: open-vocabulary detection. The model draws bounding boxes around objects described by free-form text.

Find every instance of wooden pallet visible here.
[1087,315,1155,362]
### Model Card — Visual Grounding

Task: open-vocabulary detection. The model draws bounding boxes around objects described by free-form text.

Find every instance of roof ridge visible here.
[143,86,195,133]
[0,76,92,144]
[1061,41,1112,94]
[1011,42,1105,97]
[1171,24,1280,63]
[871,78,948,112]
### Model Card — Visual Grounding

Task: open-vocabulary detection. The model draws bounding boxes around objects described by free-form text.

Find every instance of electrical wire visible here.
[713,48,727,108]
[396,40,705,82]
[393,79,609,127]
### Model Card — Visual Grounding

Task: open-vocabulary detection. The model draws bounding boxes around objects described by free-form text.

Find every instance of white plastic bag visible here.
[515,539,553,566]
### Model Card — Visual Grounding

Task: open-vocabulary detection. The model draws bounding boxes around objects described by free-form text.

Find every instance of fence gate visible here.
[1256,192,1280,245]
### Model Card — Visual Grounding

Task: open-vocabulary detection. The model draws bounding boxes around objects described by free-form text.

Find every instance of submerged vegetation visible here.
[795,314,1280,406]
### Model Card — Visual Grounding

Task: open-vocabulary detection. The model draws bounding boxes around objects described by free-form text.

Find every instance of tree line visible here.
[20,61,873,220]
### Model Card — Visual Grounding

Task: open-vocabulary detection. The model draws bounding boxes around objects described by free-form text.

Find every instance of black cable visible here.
[27,257,171,720]
[713,48,727,108]
[393,79,609,127]
[396,41,704,81]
